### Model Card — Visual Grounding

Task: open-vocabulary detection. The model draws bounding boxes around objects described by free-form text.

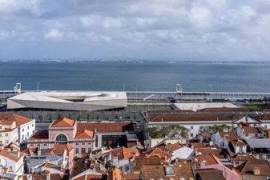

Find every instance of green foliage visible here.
[244,103,270,111]
[208,124,232,133]
[147,125,189,138]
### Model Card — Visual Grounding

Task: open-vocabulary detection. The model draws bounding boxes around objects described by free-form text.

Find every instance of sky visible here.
[0,0,270,61]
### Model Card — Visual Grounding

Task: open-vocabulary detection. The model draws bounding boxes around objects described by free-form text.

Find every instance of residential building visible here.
[0,147,24,177]
[146,110,270,138]
[0,112,35,146]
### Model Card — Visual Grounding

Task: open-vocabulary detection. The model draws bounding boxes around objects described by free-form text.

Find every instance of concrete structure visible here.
[0,113,35,146]
[173,102,238,111]
[7,91,127,111]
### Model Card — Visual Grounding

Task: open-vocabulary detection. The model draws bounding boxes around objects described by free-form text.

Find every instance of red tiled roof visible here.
[195,153,219,166]
[196,168,225,180]
[239,159,270,176]
[50,143,73,155]
[110,147,137,159]
[51,117,75,127]
[133,155,161,171]
[77,121,135,133]
[165,143,182,153]
[147,111,270,123]
[30,130,49,140]
[146,147,169,160]
[75,129,94,139]
[0,112,30,126]
[0,149,23,162]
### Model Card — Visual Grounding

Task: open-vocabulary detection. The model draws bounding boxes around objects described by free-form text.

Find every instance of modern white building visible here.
[0,113,35,145]
[7,91,128,111]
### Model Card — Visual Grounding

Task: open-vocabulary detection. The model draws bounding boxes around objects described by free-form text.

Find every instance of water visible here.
[0,61,270,92]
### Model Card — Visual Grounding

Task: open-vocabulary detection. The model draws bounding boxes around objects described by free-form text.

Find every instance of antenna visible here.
[176,84,183,95]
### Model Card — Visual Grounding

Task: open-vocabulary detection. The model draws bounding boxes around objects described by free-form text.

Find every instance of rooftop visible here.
[51,117,75,128]
[75,129,94,139]
[50,143,73,155]
[77,121,135,133]
[0,112,30,126]
[30,130,49,140]
[173,102,238,111]
[0,148,23,162]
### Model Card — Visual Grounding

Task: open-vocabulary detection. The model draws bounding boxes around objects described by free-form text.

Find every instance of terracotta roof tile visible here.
[51,117,75,127]
[77,121,135,133]
[146,147,169,160]
[75,129,94,139]
[174,160,194,179]
[195,154,219,166]
[50,143,73,155]
[0,112,30,126]
[0,148,23,162]
[196,168,225,180]
[147,111,270,123]
[30,130,49,140]
[165,143,182,153]
[110,147,137,159]
[133,156,161,171]
[239,159,270,176]
[141,165,165,179]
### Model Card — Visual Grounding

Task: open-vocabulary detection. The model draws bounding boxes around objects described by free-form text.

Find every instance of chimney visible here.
[254,167,260,175]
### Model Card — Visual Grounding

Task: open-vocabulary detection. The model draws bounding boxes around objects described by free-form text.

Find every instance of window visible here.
[88,142,91,145]
[44,144,47,146]
[82,142,85,145]
[5,140,8,144]
[76,142,79,145]
[88,148,91,153]
[56,134,68,144]
[95,136,98,147]
[76,148,79,154]
[27,126,29,130]
[0,134,2,137]
[82,148,86,154]
[191,126,193,130]
[5,133,8,137]
[32,124,34,127]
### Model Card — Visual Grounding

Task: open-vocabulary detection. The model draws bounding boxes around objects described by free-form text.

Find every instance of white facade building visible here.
[17,119,35,143]
[0,148,24,176]
[147,111,270,138]
[0,113,35,146]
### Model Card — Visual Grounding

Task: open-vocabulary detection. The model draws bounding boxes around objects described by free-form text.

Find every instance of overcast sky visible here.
[0,0,270,61]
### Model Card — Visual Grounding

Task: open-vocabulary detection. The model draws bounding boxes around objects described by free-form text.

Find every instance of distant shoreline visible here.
[1,59,270,65]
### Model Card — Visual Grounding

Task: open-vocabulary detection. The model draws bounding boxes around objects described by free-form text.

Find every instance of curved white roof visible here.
[7,91,127,111]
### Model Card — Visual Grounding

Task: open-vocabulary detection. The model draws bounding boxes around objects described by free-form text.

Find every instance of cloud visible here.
[44,29,63,40]
[0,0,270,60]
